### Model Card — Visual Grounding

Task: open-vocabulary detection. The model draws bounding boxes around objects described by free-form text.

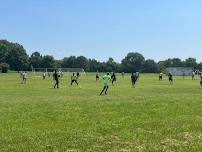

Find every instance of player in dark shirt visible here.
[77,72,80,78]
[53,70,60,88]
[168,72,173,84]
[111,72,116,85]
[131,73,137,87]
[96,73,99,81]
[182,72,185,79]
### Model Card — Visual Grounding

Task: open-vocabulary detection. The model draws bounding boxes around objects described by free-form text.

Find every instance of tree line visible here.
[0,39,202,73]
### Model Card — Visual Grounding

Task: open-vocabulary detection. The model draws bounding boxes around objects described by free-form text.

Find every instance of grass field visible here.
[0,73,202,152]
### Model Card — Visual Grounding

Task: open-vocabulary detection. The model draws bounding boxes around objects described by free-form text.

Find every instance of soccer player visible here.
[136,72,140,80]
[111,72,117,85]
[71,73,78,86]
[96,73,99,81]
[21,71,27,84]
[159,72,163,81]
[192,71,195,80]
[60,71,63,78]
[20,71,23,79]
[48,72,50,77]
[77,72,80,78]
[43,72,46,80]
[121,72,125,78]
[53,70,60,88]
[100,72,111,95]
[58,70,63,78]
[168,72,173,84]
[182,72,185,79]
[131,73,137,87]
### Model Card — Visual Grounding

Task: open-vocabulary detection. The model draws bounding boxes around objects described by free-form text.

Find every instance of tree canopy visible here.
[0,39,201,73]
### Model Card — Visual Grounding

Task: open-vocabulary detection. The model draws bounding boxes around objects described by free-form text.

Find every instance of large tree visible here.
[106,57,118,72]
[0,41,8,63]
[61,56,76,68]
[171,58,184,67]
[142,59,159,73]
[197,62,202,70]
[87,59,99,72]
[75,56,88,69]
[29,52,43,68]
[41,55,55,68]
[185,58,197,68]
[121,52,145,72]
[0,40,29,71]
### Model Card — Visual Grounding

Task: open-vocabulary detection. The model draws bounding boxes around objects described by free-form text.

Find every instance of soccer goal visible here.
[59,68,86,76]
[32,67,85,76]
[166,67,194,76]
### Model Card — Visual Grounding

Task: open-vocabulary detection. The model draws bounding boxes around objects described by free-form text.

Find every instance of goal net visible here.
[32,68,85,76]
[166,67,194,76]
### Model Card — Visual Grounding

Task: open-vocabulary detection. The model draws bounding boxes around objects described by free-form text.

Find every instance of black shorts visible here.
[132,80,136,83]
[71,80,78,84]
[169,78,173,81]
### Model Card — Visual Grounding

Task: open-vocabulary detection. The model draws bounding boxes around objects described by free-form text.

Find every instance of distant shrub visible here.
[0,63,10,73]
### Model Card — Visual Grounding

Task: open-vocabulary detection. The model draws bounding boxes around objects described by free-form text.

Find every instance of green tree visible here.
[30,52,42,68]
[142,59,159,73]
[53,60,62,69]
[0,40,29,71]
[0,63,10,73]
[185,58,197,68]
[0,42,8,63]
[6,43,29,71]
[158,61,166,73]
[75,56,88,69]
[87,59,99,72]
[198,62,202,70]
[106,57,118,72]
[41,55,55,68]
[121,52,145,72]
[61,56,76,68]
[171,58,184,67]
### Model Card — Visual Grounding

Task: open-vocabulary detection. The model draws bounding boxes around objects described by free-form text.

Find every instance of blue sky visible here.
[1,0,202,62]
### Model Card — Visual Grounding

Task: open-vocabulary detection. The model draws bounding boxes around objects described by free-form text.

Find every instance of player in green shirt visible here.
[70,73,78,86]
[99,72,111,95]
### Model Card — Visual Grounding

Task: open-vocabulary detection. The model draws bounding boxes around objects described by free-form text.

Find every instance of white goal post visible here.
[166,67,194,76]
[32,67,86,75]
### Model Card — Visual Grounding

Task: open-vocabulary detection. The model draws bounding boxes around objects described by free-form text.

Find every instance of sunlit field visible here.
[0,72,202,152]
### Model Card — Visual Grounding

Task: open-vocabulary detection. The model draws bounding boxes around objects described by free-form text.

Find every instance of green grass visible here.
[0,73,202,152]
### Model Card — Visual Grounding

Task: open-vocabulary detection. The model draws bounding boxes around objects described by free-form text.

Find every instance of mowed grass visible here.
[0,73,202,152]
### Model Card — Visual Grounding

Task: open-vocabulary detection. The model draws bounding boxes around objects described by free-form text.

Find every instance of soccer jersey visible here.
[71,75,77,81]
[53,72,59,81]
[102,75,111,85]
[23,72,27,79]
